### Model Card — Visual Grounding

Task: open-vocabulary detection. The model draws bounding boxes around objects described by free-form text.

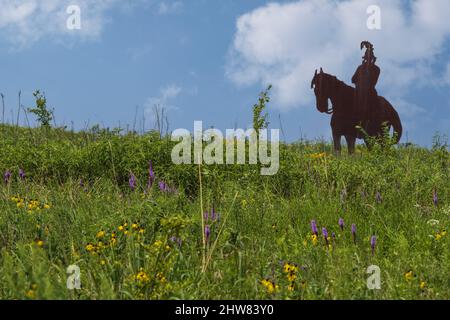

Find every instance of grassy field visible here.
[0,124,448,300]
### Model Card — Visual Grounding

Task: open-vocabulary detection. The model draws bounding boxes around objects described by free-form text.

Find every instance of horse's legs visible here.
[345,135,356,155]
[333,133,342,155]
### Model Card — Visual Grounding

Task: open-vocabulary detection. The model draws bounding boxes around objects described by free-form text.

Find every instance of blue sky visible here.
[0,0,449,146]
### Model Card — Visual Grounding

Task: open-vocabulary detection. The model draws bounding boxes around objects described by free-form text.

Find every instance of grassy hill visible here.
[0,124,448,299]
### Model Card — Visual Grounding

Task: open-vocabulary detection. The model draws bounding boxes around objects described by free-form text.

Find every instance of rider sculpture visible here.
[351,41,380,138]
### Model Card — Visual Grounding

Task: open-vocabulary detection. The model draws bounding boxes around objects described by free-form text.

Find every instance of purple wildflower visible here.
[159,181,170,192]
[351,224,357,244]
[338,218,345,231]
[211,205,216,221]
[3,170,11,184]
[170,236,182,247]
[148,161,155,188]
[129,173,137,191]
[370,236,377,255]
[433,189,438,207]
[19,168,25,180]
[332,232,336,240]
[322,227,329,245]
[203,211,209,222]
[204,225,211,243]
[311,220,318,236]
[375,191,382,204]
[211,205,220,222]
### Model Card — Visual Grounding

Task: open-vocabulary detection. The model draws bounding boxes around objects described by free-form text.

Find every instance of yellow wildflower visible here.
[25,290,35,299]
[310,152,326,159]
[156,272,167,284]
[404,271,414,282]
[261,279,278,294]
[420,281,426,289]
[96,230,106,239]
[311,234,318,246]
[435,230,447,240]
[283,263,298,274]
[85,243,95,252]
[35,239,44,248]
[300,281,307,289]
[153,240,163,248]
[287,273,297,282]
[134,268,150,284]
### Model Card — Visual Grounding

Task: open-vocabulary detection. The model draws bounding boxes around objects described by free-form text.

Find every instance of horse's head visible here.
[311,68,332,114]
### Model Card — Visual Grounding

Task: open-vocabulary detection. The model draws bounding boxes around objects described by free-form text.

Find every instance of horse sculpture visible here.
[311,68,402,154]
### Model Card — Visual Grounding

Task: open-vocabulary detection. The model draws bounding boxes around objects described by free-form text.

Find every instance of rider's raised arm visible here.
[351,67,359,85]
[371,65,381,87]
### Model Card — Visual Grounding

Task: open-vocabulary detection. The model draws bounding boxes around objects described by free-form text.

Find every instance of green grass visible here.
[0,124,448,300]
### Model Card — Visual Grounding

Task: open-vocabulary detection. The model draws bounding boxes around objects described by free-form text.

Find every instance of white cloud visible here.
[161,85,182,100]
[145,85,182,111]
[226,0,450,111]
[0,0,151,48]
[0,0,112,46]
[158,1,183,15]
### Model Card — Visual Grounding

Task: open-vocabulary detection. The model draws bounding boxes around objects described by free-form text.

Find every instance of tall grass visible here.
[0,124,448,299]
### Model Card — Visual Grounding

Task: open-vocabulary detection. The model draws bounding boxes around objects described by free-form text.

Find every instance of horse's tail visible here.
[380,97,402,144]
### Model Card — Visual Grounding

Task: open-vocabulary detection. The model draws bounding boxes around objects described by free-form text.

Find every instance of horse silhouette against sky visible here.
[311,68,402,154]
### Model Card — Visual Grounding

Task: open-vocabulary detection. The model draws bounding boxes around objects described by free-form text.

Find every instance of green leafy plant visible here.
[253,85,272,135]
[28,90,54,128]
